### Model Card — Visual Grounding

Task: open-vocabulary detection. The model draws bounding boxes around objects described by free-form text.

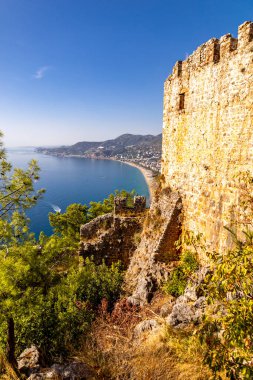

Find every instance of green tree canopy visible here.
[0,132,124,370]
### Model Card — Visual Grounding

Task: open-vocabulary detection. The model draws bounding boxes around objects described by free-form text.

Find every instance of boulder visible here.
[159,299,175,318]
[27,361,95,380]
[133,319,159,338]
[128,275,157,306]
[62,361,95,379]
[17,345,43,376]
[166,267,209,328]
[28,375,45,380]
[167,301,201,327]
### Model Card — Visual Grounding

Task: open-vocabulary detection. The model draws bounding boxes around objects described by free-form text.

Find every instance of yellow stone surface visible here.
[162,21,253,254]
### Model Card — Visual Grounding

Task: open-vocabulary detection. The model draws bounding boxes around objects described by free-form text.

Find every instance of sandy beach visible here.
[117,160,158,201]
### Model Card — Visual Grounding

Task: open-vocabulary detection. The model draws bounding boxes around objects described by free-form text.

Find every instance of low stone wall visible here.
[125,188,182,305]
[79,214,145,268]
[80,214,114,241]
[114,196,146,216]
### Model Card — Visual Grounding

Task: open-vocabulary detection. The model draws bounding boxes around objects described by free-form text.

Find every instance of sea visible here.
[6,147,149,237]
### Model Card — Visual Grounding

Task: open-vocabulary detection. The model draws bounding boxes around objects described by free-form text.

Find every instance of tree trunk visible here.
[6,317,17,367]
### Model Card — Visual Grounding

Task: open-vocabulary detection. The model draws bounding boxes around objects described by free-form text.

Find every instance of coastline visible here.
[116,160,158,201]
[37,150,158,202]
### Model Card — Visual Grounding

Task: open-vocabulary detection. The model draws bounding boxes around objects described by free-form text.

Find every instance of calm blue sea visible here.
[6,148,149,237]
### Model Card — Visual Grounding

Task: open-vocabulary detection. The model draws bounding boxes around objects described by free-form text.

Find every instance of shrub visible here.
[163,251,199,297]
[70,258,124,311]
[200,230,253,379]
[88,189,136,219]
[0,208,124,361]
[0,131,128,368]
[164,266,188,297]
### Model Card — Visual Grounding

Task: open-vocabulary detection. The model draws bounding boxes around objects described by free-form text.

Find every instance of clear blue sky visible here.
[1,0,253,147]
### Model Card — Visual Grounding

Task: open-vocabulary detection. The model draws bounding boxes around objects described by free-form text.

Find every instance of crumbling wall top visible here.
[167,21,253,82]
[162,20,253,254]
[114,196,146,215]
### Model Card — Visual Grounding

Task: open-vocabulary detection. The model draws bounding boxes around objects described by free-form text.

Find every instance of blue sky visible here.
[1,0,253,147]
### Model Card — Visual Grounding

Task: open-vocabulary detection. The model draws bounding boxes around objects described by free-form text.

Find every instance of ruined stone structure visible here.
[79,22,253,306]
[79,197,146,268]
[125,188,182,305]
[114,196,146,216]
[162,21,253,253]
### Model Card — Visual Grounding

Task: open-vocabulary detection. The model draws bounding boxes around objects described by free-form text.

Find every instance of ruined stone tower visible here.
[162,21,253,253]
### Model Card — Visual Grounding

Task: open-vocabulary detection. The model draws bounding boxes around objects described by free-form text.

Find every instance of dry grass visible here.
[0,353,20,380]
[77,297,223,380]
[128,327,211,380]
[0,296,225,380]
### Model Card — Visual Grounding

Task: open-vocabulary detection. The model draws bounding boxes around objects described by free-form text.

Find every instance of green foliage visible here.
[0,132,125,362]
[0,226,124,358]
[0,133,44,249]
[49,203,89,241]
[88,193,114,219]
[44,189,137,275]
[88,189,136,219]
[74,258,124,310]
[0,237,123,358]
[48,189,136,242]
[163,231,202,297]
[0,137,44,219]
[164,266,187,297]
[8,286,91,359]
[200,230,253,379]
[37,232,80,273]
[10,258,123,358]
[163,250,199,297]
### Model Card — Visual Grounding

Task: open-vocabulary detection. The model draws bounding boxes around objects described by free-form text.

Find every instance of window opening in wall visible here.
[179,93,185,110]
[177,61,182,77]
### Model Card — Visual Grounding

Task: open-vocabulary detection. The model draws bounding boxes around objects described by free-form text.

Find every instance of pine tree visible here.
[0,131,44,366]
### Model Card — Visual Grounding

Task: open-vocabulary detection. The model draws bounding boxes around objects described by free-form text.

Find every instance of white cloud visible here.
[33,66,50,79]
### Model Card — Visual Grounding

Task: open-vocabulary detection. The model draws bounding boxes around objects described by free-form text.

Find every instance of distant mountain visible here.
[37,133,162,172]
[37,133,162,155]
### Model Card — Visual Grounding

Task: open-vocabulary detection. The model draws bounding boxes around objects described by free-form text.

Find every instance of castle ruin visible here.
[79,22,253,305]
[162,21,253,253]
[79,196,146,267]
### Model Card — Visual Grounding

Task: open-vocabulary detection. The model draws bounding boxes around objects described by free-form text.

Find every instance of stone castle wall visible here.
[125,188,182,305]
[114,196,146,216]
[162,21,253,253]
[79,197,147,268]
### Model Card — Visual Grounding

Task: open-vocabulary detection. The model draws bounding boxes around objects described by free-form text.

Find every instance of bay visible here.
[6,148,150,237]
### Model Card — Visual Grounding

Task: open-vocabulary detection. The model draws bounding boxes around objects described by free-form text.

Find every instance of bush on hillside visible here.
[200,230,253,380]
[163,250,199,297]
[0,253,123,360]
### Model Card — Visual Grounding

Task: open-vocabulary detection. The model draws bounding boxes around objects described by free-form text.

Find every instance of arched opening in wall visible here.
[155,203,182,264]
